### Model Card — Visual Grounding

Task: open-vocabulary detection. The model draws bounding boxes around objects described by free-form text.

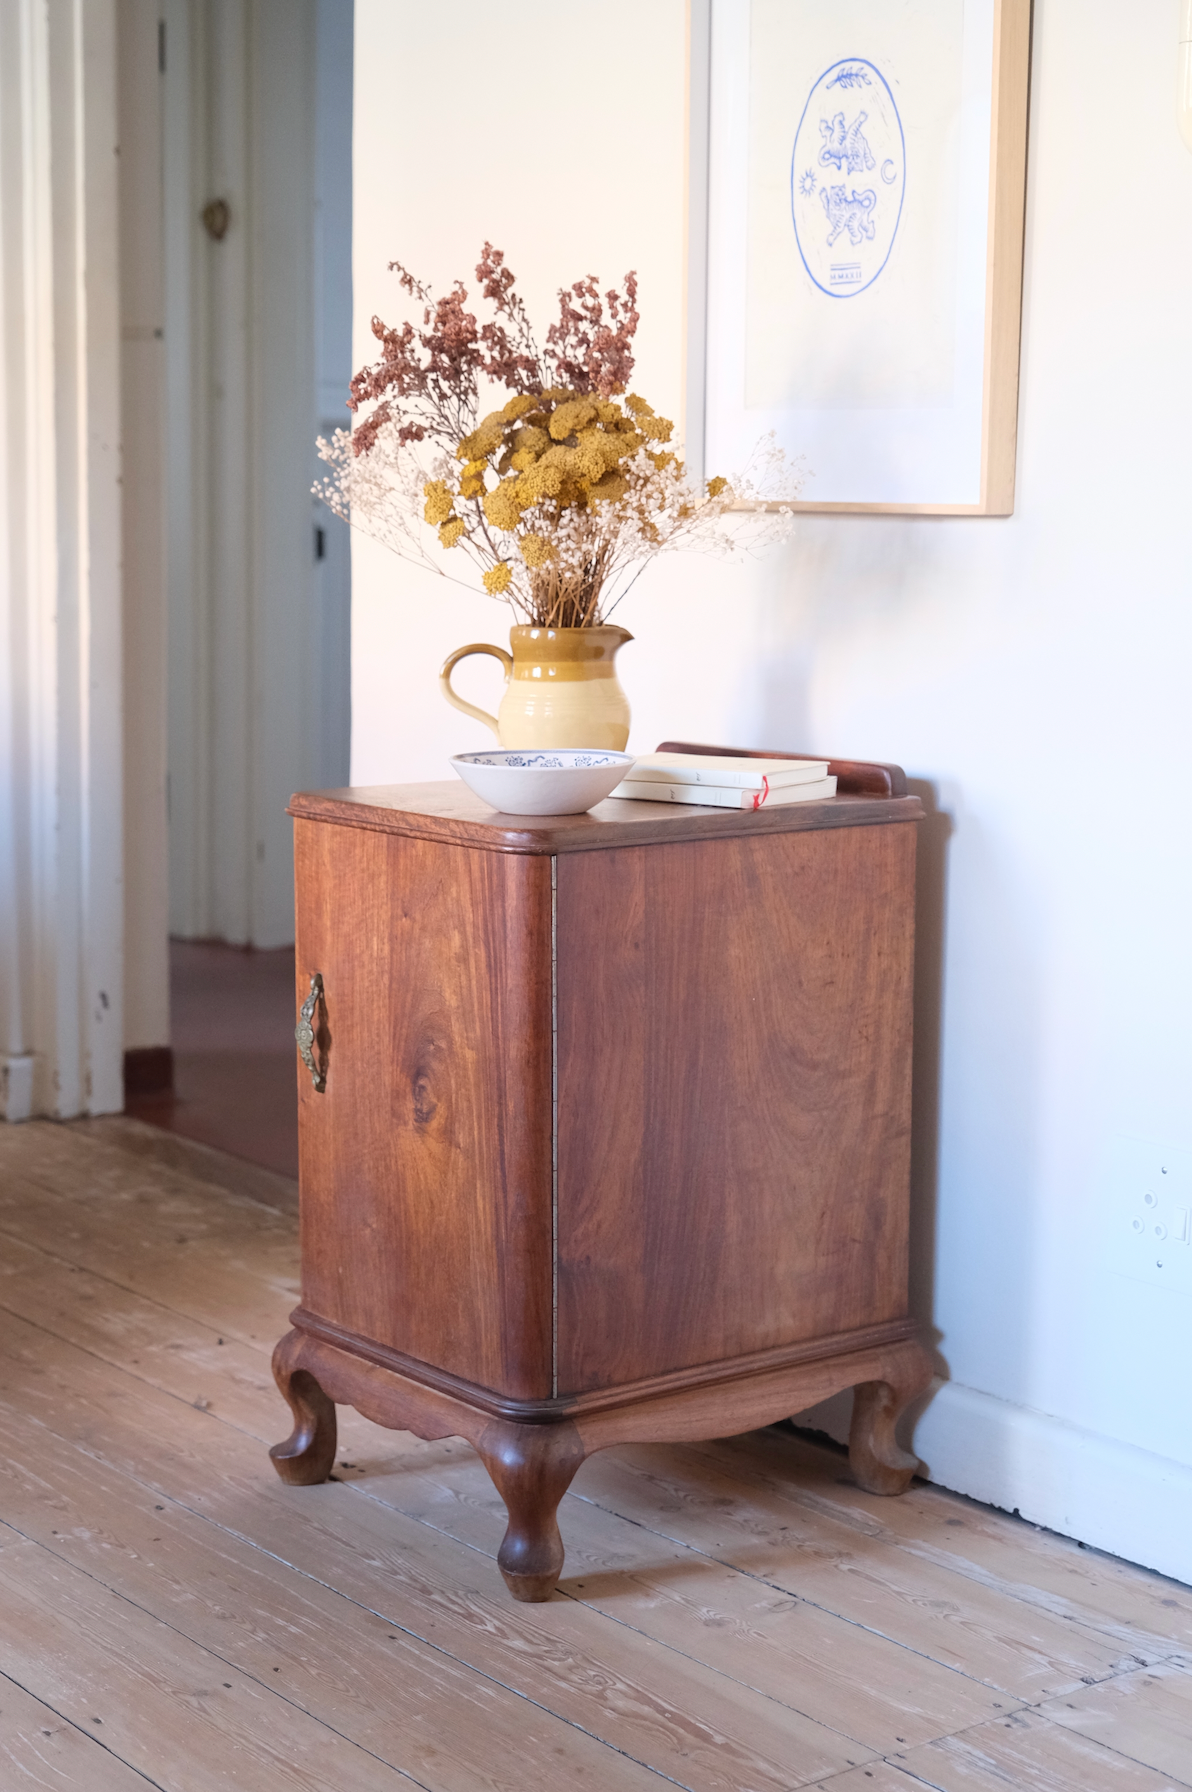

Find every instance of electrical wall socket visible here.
[1104,1135,1192,1295]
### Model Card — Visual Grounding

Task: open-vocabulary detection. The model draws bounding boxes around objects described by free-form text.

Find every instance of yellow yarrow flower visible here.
[569,434,610,482]
[423,480,454,525]
[587,471,628,504]
[549,397,598,440]
[438,517,466,548]
[483,563,512,594]
[706,475,729,498]
[513,458,565,505]
[457,413,505,462]
[635,412,674,442]
[519,533,555,567]
[510,425,550,458]
[483,481,524,531]
[458,458,488,499]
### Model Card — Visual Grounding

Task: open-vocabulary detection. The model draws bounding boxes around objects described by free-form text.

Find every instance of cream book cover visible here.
[611,775,837,809]
[621,753,830,789]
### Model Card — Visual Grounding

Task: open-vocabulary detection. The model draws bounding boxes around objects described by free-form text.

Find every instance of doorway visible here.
[163,0,353,946]
[125,0,353,1176]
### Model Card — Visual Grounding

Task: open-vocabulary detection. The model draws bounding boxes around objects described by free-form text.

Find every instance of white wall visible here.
[351,0,1192,1581]
[349,0,689,785]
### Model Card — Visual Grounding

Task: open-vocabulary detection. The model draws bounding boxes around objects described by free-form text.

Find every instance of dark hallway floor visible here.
[126,940,299,1180]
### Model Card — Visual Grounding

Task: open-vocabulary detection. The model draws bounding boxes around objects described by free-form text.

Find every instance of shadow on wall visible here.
[907,778,950,1361]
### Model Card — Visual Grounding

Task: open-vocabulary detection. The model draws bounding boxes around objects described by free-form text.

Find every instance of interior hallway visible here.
[126,942,299,1181]
[0,1119,1189,1791]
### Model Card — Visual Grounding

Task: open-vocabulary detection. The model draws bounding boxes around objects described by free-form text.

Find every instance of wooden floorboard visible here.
[681,1431,1192,1653]
[0,1397,862,1791]
[561,1450,1169,1698]
[888,1703,1188,1790]
[0,1671,160,1792]
[1039,1663,1192,1784]
[0,1118,1188,1792]
[817,1702,1188,1789]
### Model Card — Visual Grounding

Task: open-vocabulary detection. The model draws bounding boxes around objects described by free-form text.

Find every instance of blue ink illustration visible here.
[821,185,876,247]
[790,58,905,298]
[819,111,875,174]
[826,65,871,90]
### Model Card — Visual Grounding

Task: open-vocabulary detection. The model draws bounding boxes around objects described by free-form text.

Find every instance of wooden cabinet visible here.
[272,749,932,1601]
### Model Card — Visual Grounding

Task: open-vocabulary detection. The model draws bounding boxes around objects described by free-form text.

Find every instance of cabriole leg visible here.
[476,1419,587,1602]
[270,1329,337,1485]
[848,1342,934,1496]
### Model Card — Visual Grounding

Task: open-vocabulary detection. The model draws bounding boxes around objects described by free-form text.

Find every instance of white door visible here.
[163,0,352,948]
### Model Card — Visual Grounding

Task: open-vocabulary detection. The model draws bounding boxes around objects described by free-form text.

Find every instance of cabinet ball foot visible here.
[496,1520,567,1602]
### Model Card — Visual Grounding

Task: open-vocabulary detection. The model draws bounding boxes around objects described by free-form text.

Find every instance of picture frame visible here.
[685,0,1031,515]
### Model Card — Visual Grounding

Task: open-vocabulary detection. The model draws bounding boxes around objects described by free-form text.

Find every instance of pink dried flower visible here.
[545,271,640,397]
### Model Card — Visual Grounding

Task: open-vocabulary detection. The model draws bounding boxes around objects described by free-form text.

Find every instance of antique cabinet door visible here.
[554,824,917,1395]
[292,819,554,1399]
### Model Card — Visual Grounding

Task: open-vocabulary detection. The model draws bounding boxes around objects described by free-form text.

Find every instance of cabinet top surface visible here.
[289,782,923,855]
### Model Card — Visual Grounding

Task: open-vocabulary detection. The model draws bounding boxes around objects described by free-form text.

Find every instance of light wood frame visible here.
[686,0,1032,516]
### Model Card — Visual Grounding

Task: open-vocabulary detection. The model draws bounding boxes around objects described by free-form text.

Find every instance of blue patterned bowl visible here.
[450,748,635,815]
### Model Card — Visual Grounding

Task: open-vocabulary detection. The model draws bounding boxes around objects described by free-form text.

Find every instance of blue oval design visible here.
[790,58,905,299]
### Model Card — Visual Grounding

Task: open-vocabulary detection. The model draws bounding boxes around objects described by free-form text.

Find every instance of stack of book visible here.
[611,753,837,810]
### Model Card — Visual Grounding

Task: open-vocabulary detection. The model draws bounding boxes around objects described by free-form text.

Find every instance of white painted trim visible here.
[0,0,124,1118]
[0,1056,35,1124]
[913,1380,1192,1589]
[799,1378,1192,1588]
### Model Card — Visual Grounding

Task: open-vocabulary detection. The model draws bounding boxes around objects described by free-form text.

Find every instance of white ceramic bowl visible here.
[450,749,635,816]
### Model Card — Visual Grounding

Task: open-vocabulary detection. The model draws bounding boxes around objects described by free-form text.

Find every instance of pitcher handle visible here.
[439,642,513,740]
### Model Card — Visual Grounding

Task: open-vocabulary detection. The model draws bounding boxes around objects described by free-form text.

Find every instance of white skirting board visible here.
[794,1379,1192,1589]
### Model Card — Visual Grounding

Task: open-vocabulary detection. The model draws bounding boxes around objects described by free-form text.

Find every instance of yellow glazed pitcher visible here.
[440,625,633,751]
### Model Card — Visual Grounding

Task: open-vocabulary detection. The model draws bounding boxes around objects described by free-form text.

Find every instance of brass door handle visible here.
[296,973,327,1093]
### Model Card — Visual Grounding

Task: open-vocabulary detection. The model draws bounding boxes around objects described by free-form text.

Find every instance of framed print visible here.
[689,0,1030,514]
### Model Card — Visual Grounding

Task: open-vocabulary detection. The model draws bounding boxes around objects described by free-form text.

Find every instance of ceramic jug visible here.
[440,625,633,751]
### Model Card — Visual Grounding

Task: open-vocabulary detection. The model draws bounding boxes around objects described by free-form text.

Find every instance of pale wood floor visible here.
[1,1119,1190,1792]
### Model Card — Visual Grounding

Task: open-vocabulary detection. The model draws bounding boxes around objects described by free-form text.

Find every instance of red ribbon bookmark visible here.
[751,776,770,812]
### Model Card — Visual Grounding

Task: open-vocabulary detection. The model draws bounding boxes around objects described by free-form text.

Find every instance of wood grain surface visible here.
[288,782,922,855]
[293,818,554,1399]
[1,1119,1189,1791]
[555,822,917,1390]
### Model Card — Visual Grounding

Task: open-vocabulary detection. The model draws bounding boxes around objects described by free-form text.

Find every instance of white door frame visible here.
[0,0,125,1119]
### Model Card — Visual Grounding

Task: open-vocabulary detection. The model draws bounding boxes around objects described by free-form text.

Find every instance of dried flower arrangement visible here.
[316,244,799,629]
